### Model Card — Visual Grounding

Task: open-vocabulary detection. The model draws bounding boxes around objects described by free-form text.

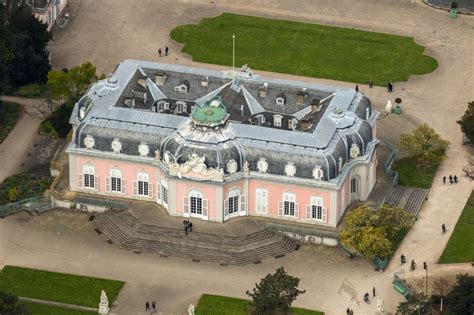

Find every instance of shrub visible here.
[16,83,47,98]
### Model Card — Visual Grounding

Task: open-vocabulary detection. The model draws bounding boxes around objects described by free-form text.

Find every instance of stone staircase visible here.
[94,211,298,265]
[385,186,430,217]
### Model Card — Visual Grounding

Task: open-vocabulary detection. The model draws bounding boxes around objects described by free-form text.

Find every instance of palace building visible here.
[67,60,379,227]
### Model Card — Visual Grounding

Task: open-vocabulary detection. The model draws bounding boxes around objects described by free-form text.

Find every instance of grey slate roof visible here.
[70,60,379,180]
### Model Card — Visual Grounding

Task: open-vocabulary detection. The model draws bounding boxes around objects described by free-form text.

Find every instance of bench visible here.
[393,280,411,297]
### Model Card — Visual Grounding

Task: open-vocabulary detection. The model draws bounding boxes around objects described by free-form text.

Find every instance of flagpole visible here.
[232,34,235,74]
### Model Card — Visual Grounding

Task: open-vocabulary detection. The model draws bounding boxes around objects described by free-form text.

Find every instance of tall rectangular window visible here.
[84,173,95,188]
[283,192,296,216]
[256,188,268,214]
[228,196,239,214]
[138,181,149,196]
[162,186,168,204]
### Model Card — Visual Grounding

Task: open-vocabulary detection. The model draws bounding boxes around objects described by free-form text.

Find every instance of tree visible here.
[340,204,412,258]
[0,290,29,315]
[246,267,305,315]
[457,101,474,143]
[396,291,432,315]
[47,62,101,102]
[7,187,18,202]
[432,278,451,313]
[6,4,51,87]
[399,124,450,171]
[446,274,474,315]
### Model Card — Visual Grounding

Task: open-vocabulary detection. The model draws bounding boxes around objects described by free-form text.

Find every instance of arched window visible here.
[106,167,125,193]
[133,171,152,198]
[273,115,283,127]
[351,175,361,194]
[306,196,327,222]
[184,190,208,218]
[279,191,298,217]
[255,188,268,214]
[227,189,240,215]
[81,163,96,189]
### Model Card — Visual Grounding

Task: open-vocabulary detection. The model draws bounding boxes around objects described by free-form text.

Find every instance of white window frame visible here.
[276,97,285,105]
[158,101,169,111]
[273,115,282,128]
[255,114,265,125]
[184,189,208,220]
[255,188,268,214]
[288,118,297,130]
[351,176,360,194]
[176,101,187,113]
[133,171,153,198]
[80,163,98,191]
[306,196,327,222]
[278,192,299,218]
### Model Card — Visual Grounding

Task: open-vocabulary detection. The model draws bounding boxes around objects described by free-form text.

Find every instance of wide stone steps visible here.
[94,212,298,265]
[385,186,430,217]
[116,211,275,246]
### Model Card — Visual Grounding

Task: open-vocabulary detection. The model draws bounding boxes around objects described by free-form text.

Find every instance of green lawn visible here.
[393,157,438,188]
[439,191,474,263]
[23,302,96,315]
[0,173,53,205]
[195,294,324,315]
[0,102,22,144]
[0,266,125,308]
[170,13,437,85]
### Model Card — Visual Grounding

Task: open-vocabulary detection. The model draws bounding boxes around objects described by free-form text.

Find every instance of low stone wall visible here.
[51,196,108,213]
[266,223,339,246]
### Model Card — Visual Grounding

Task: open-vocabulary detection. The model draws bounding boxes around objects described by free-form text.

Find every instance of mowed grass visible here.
[195,294,324,315]
[170,13,437,85]
[393,157,438,188]
[439,191,474,263]
[0,102,22,144]
[0,266,124,308]
[23,302,96,315]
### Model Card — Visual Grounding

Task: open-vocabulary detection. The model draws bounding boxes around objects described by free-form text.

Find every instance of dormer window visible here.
[174,79,189,93]
[176,101,187,113]
[276,93,286,105]
[255,114,265,125]
[288,118,297,130]
[158,101,169,112]
[273,115,283,127]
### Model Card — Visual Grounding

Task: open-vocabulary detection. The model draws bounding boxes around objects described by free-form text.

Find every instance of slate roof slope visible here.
[70,60,378,181]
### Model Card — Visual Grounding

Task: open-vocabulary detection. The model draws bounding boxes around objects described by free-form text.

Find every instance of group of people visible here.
[158,46,170,57]
[145,301,157,314]
[400,254,418,270]
[346,307,354,314]
[443,175,458,184]
[183,219,193,235]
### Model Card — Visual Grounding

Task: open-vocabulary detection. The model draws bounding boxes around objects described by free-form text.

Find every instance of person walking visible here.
[165,46,169,56]
[442,224,446,234]
[152,301,156,313]
[158,48,162,57]
[355,85,359,92]
[388,81,393,92]
[368,79,373,88]
[449,175,453,184]
[411,259,416,270]
[372,286,376,297]
[454,175,458,183]
[443,176,446,184]
[347,307,350,315]
[146,301,150,311]
[401,253,406,264]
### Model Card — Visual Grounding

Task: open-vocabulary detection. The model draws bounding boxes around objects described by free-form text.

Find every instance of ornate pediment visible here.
[166,153,224,182]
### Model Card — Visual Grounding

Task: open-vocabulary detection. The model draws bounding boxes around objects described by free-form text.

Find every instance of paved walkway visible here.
[0,0,471,314]
[0,96,45,183]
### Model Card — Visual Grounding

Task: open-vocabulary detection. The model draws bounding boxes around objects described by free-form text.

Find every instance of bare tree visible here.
[432,278,452,313]
[463,155,474,179]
